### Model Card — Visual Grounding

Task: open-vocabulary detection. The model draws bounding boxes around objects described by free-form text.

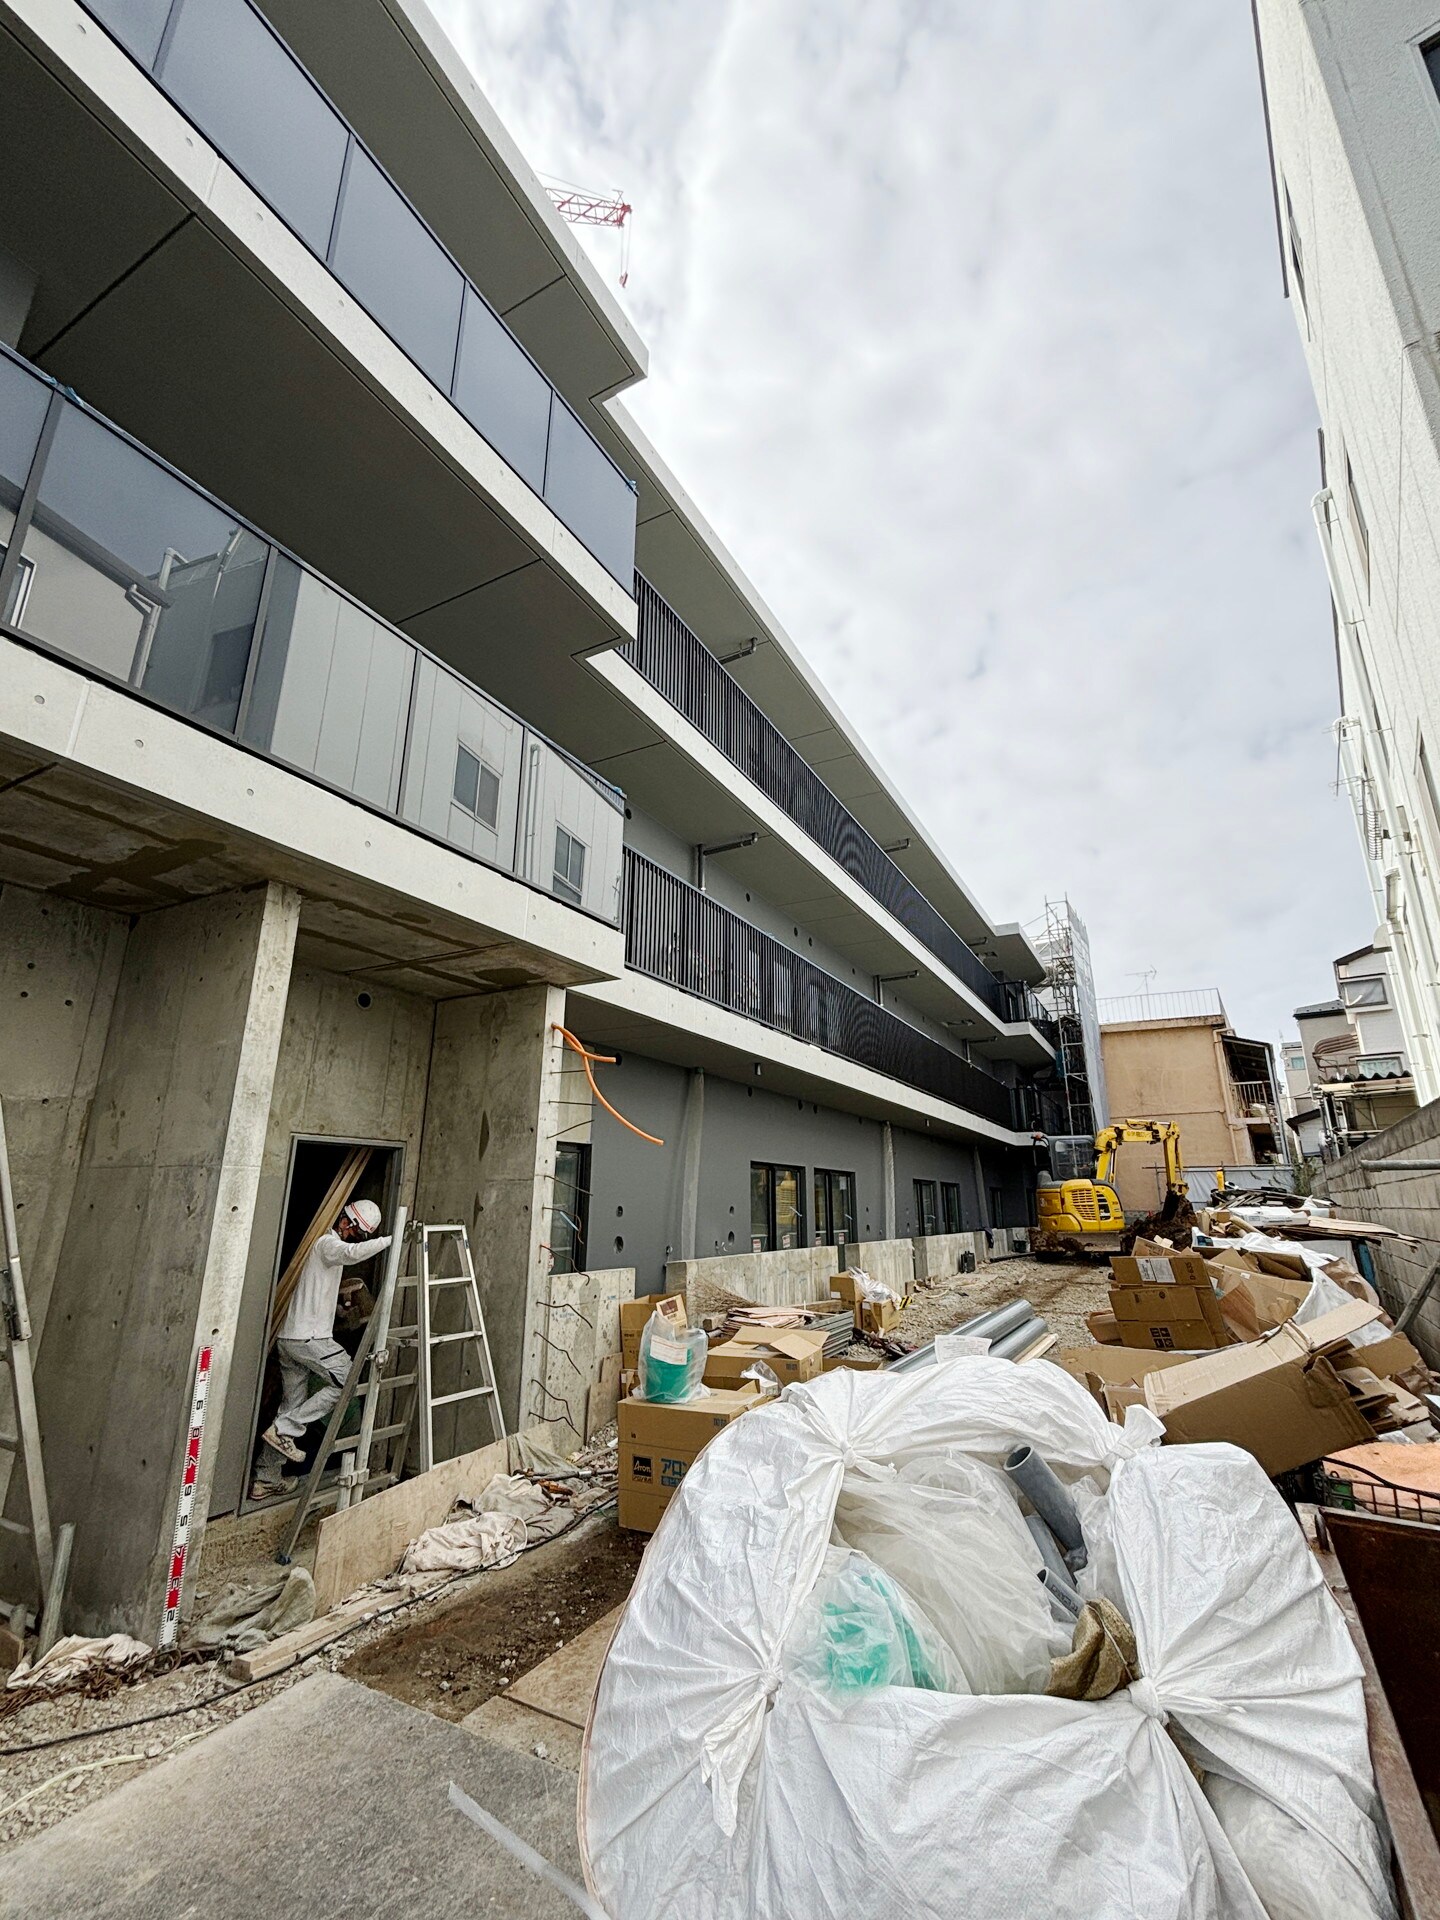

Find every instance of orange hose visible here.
[552,1024,665,1145]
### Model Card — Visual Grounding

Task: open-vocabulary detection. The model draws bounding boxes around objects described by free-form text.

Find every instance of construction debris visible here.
[5,1635,153,1696]
[191,1568,316,1655]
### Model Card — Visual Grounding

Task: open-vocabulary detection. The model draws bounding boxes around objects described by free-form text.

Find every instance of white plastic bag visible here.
[638,1310,708,1402]
[786,1545,962,1695]
[834,1453,1064,1693]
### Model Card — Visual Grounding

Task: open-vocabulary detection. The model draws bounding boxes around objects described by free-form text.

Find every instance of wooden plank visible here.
[226,1588,411,1681]
[1015,1332,1059,1364]
[505,1605,622,1728]
[268,1147,371,1343]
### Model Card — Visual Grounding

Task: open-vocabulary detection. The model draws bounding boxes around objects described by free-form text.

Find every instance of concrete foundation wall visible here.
[1317,1098,1440,1365]
[9,883,298,1633]
[209,964,436,1516]
[912,1231,990,1282]
[415,984,564,1440]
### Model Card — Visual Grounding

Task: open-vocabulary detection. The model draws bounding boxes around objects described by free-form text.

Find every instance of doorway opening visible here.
[242,1135,403,1513]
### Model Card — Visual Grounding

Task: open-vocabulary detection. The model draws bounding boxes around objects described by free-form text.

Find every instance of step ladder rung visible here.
[0,1516,32,1537]
[0,1432,17,1451]
[364,1422,409,1444]
[430,1385,497,1409]
[425,1276,475,1288]
[429,1329,483,1345]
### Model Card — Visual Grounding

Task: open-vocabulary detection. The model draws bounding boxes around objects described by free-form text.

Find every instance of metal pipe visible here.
[1005,1442,1086,1561]
[988,1316,1049,1360]
[1395,1249,1440,1336]
[888,1299,1040,1373]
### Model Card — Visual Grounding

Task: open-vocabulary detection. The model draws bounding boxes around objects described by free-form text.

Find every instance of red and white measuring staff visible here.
[159,1343,213,1647]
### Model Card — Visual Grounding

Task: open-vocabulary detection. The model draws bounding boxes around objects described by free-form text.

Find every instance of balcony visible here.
[0,344,624,922]
[622,851,1020,1129]
[73,0,637,585]
[1230,1080,1280,1121]
[620,577,1041,1029]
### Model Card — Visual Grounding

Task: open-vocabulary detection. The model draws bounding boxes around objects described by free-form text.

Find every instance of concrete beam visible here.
[4,881,299,1634]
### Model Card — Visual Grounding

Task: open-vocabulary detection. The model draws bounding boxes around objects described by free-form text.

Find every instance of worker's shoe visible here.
[261,1424,304,1464]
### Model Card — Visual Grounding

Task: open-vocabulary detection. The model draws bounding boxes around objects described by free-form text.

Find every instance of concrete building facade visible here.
[0,0,1056,1631]
[1253,0,1440,1107]
[1290,942,1420,1161]
[1096,990,1286,1211]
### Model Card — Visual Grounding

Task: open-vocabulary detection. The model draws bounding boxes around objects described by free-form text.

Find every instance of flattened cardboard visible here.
[1210,1266,1308,1342]
[822,1350,885,1373]
[1355,1329,1424,1381]
[1086,1310,1123,1345]
[1111,1281,1230,1352]
[1141,1302,1382,1475]
[621,1292,686,1372]
[1048,1346,1199,1385]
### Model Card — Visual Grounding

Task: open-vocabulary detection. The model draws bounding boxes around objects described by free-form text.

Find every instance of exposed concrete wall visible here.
[8,883,299,1633]
[1099,1022,1250,1210]
[209,964,436,1515]
[666,1237,917,1310]
[912,1231,991,1282]
[1316,1098,1440,1366]
[416,984,564,1439]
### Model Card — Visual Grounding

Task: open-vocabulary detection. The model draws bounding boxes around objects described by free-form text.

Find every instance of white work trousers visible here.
[274,1336,350,1438]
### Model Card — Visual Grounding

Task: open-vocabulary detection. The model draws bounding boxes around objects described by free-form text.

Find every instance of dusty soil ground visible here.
[342,1520,645,1721]
[894,1253,1107,1351]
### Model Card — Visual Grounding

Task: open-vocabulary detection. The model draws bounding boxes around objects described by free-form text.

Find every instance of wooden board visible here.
[505,1605,623,1729]
[226,1588,411,1681]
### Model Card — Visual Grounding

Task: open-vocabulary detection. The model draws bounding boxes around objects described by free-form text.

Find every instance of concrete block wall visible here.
[1318,1097,1440,1366]
[666,1237,921,1310]
[846,1238,919,1297]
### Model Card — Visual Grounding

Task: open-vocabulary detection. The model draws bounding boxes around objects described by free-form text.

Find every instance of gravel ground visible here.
[0,1508,617,1855]
[894,1254,1108,1352]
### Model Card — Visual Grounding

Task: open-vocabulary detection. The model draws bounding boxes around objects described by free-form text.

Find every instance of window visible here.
[913,1179,939,1237]
[451,742,501,830]
[1345,451,1370,591]
[941,1181,964,1235]
[549,1141,590,1275]
[553,825,587,907]
[813,1169,857,1248]
[751,1163,804,1252]
[1283,182,1306,314]
[1341,975,1388,1009]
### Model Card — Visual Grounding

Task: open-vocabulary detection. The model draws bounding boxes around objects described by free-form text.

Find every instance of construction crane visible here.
[544,181,632,285]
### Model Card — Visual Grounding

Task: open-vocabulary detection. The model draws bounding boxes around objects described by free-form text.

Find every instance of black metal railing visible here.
[623,852,1020,1128]
[78,0,637,584]
[622,577,1047,1029]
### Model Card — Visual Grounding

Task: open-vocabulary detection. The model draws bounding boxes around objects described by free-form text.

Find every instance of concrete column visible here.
[416,984,564,1440]
[0,241,37,348]
[9,883,299,1634]
[679,1068,705,1260]
[882,1123,896,1238]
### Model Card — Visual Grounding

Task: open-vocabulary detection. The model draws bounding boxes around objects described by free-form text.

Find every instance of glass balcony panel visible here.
[330,145,464,391]
[243,556,412,809]
[542,399,636,584]
[452,288,552,495]
[0,354,50,612]
[82,0,174,66]
[18,405,265,728]
[399,654,524,865]
[519,739,624,922]
[158,0,349,254]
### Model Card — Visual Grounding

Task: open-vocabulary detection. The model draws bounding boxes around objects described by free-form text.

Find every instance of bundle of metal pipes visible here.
[888,1298,1049,1372]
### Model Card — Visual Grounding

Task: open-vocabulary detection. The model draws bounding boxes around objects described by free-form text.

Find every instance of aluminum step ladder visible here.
[0,1097,72,1655]
[275,1215,504,1562]
[276,1208,417,1563]
[414,1223,506,1472]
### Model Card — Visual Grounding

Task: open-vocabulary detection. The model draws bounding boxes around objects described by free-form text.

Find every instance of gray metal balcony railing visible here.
[1231,1080,1280,1117]
[77,0,638,586]
[621,577,1042,1029]
[0,344,624,924]
[1096,987,1227,1026]
[623,851,1020,1129]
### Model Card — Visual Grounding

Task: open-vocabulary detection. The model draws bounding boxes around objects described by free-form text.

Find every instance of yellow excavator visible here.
[1034,1121,1193,1256]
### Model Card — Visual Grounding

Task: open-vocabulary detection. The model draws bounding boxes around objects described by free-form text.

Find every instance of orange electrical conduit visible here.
[553,1024,665,1145]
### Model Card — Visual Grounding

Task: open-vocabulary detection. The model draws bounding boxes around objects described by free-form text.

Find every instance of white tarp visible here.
[582,1358,1392,1920]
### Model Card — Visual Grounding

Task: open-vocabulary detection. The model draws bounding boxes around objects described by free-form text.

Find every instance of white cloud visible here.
[433,0,1371,1042]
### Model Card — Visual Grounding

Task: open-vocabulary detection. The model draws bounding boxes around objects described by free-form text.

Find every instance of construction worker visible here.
[258,1199,392,1473]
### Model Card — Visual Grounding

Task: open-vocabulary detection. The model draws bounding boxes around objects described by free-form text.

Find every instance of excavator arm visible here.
[1093,1121,1186,1196]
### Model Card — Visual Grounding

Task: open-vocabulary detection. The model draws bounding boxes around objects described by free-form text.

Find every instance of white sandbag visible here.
[583,1359,1391,1920]
[1203,1773,1389,1920]
[400,1511,525,1574]
[834,1453,1064,1692]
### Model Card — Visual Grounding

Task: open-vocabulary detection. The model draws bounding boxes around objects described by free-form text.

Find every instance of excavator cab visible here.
[1033,1120,1188,1256]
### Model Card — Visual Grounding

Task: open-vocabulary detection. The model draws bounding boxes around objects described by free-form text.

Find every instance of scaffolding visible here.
[1036,900,1110,1141]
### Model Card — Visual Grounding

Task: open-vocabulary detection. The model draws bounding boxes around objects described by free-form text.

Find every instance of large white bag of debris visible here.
[581,1358,1393,1920]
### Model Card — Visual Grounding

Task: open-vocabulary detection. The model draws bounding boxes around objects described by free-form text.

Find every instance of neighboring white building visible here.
[0,0,1057,1628]
[1291,944,1419,1159]
[1253,0,1440,1106]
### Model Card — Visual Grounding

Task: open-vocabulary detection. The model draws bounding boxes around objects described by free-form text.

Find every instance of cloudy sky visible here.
[433,0,1373,1044]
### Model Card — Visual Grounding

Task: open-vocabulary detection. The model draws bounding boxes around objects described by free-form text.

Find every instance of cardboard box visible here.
[858,1298,901,1335]
[1209,1263,1309,1342]
[703,1328,826,1389]
[1141,1301,1381,1475]
[1355,1329,1424,1381]
[1049,1346,1200,1386]
[1086,1310,1122,1345]
[617,1387,760,1533]
[1111,1281,1231,1352]
[822,1349,886,1373]
[620,1292,687,1373]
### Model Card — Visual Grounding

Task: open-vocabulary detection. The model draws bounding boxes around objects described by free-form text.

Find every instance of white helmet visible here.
[344,1199,382,1234]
